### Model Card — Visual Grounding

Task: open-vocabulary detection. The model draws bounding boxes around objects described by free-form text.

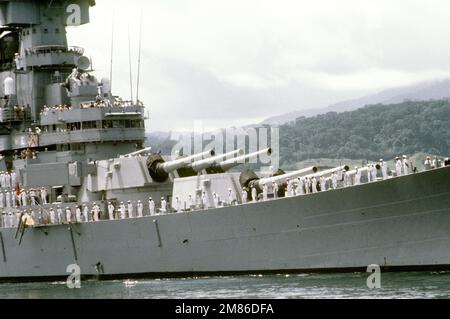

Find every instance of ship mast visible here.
[136,12,143,104]
[109,10,115,97]
[128,24,134,103]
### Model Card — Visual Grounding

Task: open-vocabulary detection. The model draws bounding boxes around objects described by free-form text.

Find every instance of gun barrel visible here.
[190,149,244,172]
[257,165,318,187]
[303,165,350,180]
[219,148,272,171]
[159,149,216,173]
[346,166,368,177]
[123,147,152,157]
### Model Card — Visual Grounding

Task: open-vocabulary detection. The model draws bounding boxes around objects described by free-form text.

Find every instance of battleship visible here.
[1,0,450,282]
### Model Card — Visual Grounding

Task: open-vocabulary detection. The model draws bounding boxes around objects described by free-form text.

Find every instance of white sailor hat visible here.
[402,155,407,158]
[355,166,358,169]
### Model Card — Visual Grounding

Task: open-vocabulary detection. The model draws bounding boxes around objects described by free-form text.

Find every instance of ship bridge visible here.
[36,105,146,147]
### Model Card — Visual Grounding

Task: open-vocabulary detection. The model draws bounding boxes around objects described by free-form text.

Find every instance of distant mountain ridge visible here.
[262,79,450,125]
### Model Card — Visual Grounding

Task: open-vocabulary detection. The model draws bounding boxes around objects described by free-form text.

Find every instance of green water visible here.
[0,272,449,299]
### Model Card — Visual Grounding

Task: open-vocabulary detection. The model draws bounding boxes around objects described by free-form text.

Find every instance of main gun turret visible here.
[146,149,215,182]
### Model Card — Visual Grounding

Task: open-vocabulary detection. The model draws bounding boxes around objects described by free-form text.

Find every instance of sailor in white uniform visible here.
[354,167,361,185]
[424,156,432,170]
[228,188,235,205]
[331,172,338,190]
[30,189,38,206]
[137,200,143,217]
[432,156,440,169]
[92,202,100,221]
[57,206,64,223]
[395,157,402,176]
[11,191,16,208]
[0,191,4,208]
[5,191,11,207]
[296,178,304,196]
[108,202,115,220]
[83,204,89,222]
[21,190,27,207]
[49,208,57,224]
[311,176,318,193]
[285,178,292,197]
[127,200,134,218]
[17,190,21,207]
[75,206,82,222]
[402,155,410,175]
[272,182,279,199]
[380,159,388,180]
[175,196,182,212]
[188,195,195,210]
[304,177,311,194]
[201,192,208,208]
[148,197,156,216]
[160,197,167,214]
[290,179,296,196]
[367,165,373,183]
[65,207,72,223]
[4,173,10,188]
[251,186,257,202]
[342,170,349,187]
[40,187,47,205]
[213,193,219,208]
[262,184,268,201]
[320,176,327,191]
[11,172,16,189]
[371,165,377,182]
[120,201,126,219]
[241,189,248,204]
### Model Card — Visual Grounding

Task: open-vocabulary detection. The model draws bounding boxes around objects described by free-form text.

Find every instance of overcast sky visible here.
[68,0,450,131]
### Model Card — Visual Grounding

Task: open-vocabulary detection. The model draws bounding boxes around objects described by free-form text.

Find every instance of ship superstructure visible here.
[1,0,146,206]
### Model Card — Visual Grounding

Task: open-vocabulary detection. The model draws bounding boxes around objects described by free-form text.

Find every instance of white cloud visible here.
[67,0,450,130]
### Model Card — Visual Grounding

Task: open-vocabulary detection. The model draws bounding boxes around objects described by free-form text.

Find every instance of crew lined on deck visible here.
[1,155,449,228]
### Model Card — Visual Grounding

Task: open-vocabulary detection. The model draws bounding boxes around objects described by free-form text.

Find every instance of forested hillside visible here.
[279,100,450,166]
[147,100,450,168]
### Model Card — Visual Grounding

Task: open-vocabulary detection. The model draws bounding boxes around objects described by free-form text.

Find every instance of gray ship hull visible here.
[1,167,449,281]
